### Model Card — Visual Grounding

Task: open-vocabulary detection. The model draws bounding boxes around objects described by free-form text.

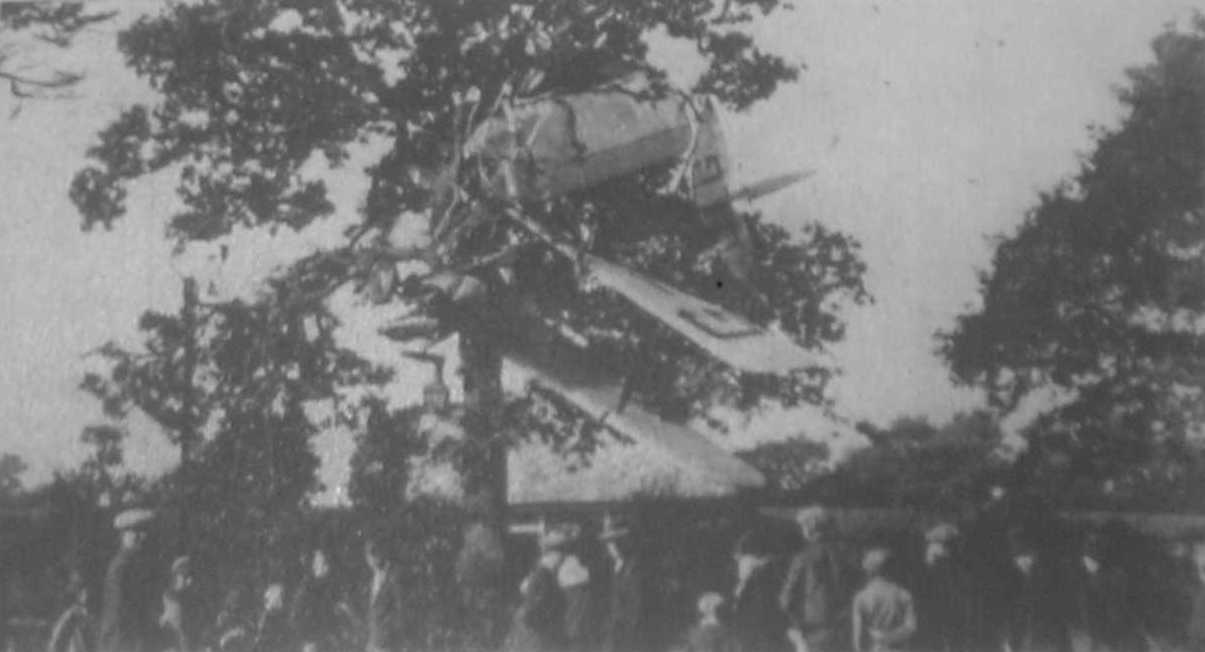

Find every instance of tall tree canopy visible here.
[72,0,869,630]
[72,0,866,418]
[82,286,386,564]
[943,21,1205,509]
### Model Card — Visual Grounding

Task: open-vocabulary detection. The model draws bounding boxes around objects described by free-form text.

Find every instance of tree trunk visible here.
[178,276,199,550]
[456,324,509,648]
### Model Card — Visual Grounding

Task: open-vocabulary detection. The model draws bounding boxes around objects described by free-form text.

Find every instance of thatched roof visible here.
[509,431,764,505]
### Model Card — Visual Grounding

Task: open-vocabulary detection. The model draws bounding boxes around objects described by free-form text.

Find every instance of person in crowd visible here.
[455,493,507,649]
[290,547,347,652]
[779,506,854,652]
[506,526,571,652]
[913,523,976,652]
[559,528,600,652]
[965,482,1021,651]
[252,583,290,652]
[159,556,201,652]
[731,530,789,652]
[1183,542,1205,652]
[97,508,157,652]
[1067,532,1143,652]
[1001,529,1068,652]
[211,588,253,652]
[47,571,95,652]
[851,547,916,652]
[363,538,405,652]
[600,520,649,652]
[682,592,740,652]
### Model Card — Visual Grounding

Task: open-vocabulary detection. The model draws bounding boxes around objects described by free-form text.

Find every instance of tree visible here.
[77,424,144,508]
[796,411,1009,514]
[1,1,116,107]
[347,402,426,516]
[943,20,1205,510]
[71,0,869,635]
[81,287,387,564]
[0,454,26,502]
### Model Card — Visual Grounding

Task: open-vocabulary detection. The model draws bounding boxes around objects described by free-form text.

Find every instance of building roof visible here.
[509,431,761,505]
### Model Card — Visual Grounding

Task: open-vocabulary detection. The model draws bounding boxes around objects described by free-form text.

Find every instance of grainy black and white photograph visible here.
[2,1,1205,651]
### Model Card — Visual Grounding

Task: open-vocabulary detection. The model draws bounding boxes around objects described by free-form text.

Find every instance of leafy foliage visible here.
[799,412,1009,514]
[0,1,115,106]
[942,21,1205,509]
[71,0,866,422]
[80,287,387,578]
[737,436,830,492]
[0,453,27,501]
[347,402,426,514]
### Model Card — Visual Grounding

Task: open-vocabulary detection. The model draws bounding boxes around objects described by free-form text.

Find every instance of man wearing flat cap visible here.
[599,520,649,652]
[505,526,572,652]
[98,508,157,652]
[779,506,855,652]
[1000,529,1067,652]
[913,523,977,652]
[1068,533,1141,652]
[161,555,201,652]
[732,530,790,652]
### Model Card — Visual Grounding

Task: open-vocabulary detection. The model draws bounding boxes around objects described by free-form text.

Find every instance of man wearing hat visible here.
[731,530,790,652]
[779,506,855,652]
[160,555,201,652]
[913,523,976,652]
[1067,533,1141,652]
[98,508,157,652]
[505,526,572,652]
[599,520,648,652]
[1000,529,1067,652]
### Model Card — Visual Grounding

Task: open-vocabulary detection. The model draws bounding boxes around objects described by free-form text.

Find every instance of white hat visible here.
[925,523,961,544]
[171,556,191,575]
[795,505,833,535]
[114,508,154,531]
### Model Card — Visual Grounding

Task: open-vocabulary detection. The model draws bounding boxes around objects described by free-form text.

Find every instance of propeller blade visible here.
[728,169,815,203]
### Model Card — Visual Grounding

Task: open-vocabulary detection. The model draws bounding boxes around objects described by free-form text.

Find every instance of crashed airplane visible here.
[378,73,819,463]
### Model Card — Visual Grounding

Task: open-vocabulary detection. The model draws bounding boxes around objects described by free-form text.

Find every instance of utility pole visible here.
[178,276,199,549]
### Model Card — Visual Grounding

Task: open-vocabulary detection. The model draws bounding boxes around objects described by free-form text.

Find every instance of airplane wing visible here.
[504,208,824,376]
[499,318,765,490]
[583,254,824,375]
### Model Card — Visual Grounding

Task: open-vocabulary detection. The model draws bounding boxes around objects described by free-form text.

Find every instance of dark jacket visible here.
[290,576,343,651]
[602,559,647,652]
[563,581,601,652]
[98,548,157,652]
[779,542,854,646]
[733,560,789,652]
[1070,563,1141,652]
[506,565,566,652]
[685,621,742,652]
[1002,560,1069,652]
[914,557,977,652]
[252,608,290,652]
[364,567,406,652]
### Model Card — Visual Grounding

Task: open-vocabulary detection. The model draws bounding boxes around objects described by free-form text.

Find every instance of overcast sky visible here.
[1,0,1202,489]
